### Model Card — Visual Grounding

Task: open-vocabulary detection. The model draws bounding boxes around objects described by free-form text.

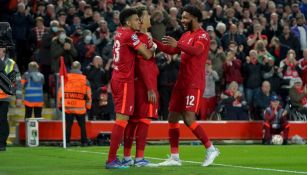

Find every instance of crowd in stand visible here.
[0,0,307,121]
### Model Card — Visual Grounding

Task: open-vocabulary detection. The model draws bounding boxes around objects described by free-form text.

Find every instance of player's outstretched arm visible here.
[137,44,153,59]
[177,41,205,56]
[153,38,180,55]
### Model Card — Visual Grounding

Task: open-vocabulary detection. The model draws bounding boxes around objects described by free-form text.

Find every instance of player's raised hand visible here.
[148,90,157,104]
[162,36,178,48]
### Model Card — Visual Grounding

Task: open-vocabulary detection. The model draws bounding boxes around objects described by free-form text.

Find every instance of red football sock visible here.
[169,123,180,154]
[135,119,151,158]
[189,122,212,149]
[107,120,128,163]
[123,120,138,157]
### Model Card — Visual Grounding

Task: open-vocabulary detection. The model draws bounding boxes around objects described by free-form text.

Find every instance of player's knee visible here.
[183,113,196,126]
[183,118,195,126]
[116,113,129,121]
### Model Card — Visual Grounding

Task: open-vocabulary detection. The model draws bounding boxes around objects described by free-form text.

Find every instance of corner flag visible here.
[59,56,67,148]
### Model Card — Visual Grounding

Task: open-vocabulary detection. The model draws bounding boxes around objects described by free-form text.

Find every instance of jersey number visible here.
[113,40,120,62]
[186,95,195,106]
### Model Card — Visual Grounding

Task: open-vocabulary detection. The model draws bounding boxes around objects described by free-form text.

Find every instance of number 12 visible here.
[186,95,195,106]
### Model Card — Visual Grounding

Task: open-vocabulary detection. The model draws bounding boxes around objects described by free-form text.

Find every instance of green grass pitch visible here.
[1,145,307,175]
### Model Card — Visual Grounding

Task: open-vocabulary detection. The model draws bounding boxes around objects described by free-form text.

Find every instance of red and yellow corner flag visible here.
[59,56,68,82]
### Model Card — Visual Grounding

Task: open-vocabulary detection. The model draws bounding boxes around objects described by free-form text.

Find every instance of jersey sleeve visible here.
[177,32,210,56]
[127,32,142,50]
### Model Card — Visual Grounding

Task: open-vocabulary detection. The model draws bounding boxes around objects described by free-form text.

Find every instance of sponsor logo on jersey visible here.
[131,34,139,42]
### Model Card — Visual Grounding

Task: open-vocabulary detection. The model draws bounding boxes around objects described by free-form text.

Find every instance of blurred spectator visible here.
[66,5,77,25]
[289,3,301,20]
[220,23,246,50]
[227,39,246,62]
[208,40,225,94]
[262,63,287,98]
[107,10,120,33]
[265,12,282,41]
[255,40,275,64]
[263,95,289,145]
[298,49,307,85]
[247,23,268,49]
[70,25,83,45]
[269,37,290,66]
[36,20,61,104]
[85,56,110,120]
[280,50,301,84]
[289,78,307,116]
[249,2,257,18]
[28,17,49,60]
[91,85,115,120]
[51,28,77,72]
[151,9,169,41]
[77,0,87,17]
[57,10,70,34]
[257,0,269,18]
[242,8,252,28]
[279,49,301,102]
[100,38,114,61]
[11,2,34,72]
[254,81,274,120]
[168,6,178,19]
[44,4,56,27]
[157,53,179,120]
[223,51,243,93]
[70,16,85,36]
[291,14,307,58]
[199,60,219,120]
[34,3,46,19]
[93,20,112,57]
[22,61,44,119]
[279,25,301,57]
[243,50,264,113]
[215,22,226,39]
[93,11,103,24]
[222,8,238,28]
[219,81,249,120]
[206,26,218,42]
[84,56,109,92]
[166,15,183,40]
[210,4,224,25]
[81,5,94,25]
[75,30,96,69]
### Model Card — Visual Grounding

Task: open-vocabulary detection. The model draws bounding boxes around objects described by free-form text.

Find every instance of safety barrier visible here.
[18,120,307,141]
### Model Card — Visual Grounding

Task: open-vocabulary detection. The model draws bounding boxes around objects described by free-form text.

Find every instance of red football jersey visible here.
[111,27,142,82]
[135,32,159,91]
[175,28,210,89]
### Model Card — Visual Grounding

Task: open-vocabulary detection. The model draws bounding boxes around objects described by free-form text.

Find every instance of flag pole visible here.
[61,75,66,149]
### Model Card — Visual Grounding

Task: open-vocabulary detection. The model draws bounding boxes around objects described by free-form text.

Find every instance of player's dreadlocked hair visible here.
[133,5,147,18]
[119,8,138,26]
[182,4,203,22]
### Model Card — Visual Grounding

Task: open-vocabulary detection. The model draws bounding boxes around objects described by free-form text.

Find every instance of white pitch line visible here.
[67,149,307,175]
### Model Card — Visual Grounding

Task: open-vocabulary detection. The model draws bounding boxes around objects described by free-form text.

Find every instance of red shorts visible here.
[199,96,217,120]
[111,80,134,116]
[131,81,159,119]
[169,88,202,113]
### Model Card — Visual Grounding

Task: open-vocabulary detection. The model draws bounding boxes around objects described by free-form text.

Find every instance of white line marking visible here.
[67,149,307,174]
